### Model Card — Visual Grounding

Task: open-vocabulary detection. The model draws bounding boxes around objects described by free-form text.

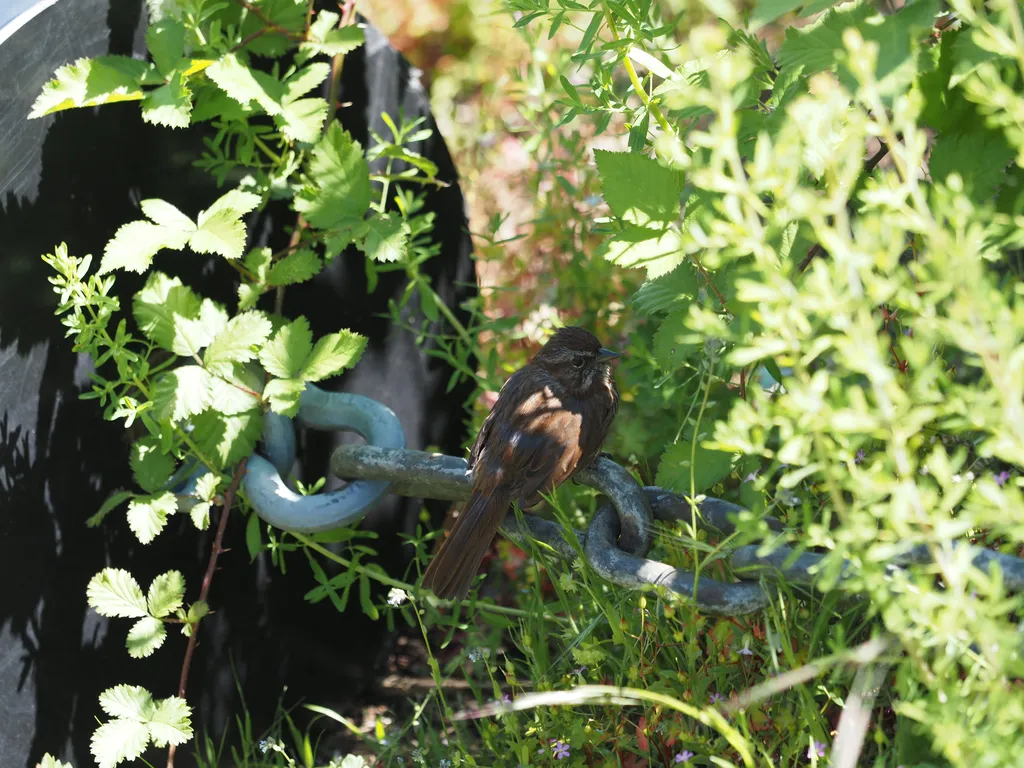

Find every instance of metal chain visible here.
[169,384,1024,616]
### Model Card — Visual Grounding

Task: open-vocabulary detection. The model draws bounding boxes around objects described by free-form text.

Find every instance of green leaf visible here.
[146,19,186,75]
[126,491,177,544]
[133,272,200,351]
[246,512,262,560]
[204,188,262,219]
[653,308,700,372]
[130,437,176,493]
[779,0,938,94]
[126,616,167,658]
[90,718,150,768]
[98,684,153,720]
[191,408,263,470]
[87,490,136,528]
[284,63,331,102]
[300,329,367,381]
[750,0,806,31]
[604,225,685,279]
[294,122,371,229]
[190,502,211,530]
[29,56,148,118]
[929,130,1015,199]
[141,73,192,128]
[153,366,213,423]
[148,696,194,748]
[300,12,366,61]
[87,568,148,618]
[359,213,408,263]
[205,53,282,115]
[264,377,307,417]
[37,754,73,768]
[189,208,247,259]
[656,437,736,495]
[594,149,685,225]
[140,199,194,230]
[260,316,313,378]
[208,366,263,415]
[147,570,185,618]
[203,311,273,374]
[267,248,322,286]
[195,473,220,501]
[632,262,700,315]
[276,97,329,144]
[100,220,189,274]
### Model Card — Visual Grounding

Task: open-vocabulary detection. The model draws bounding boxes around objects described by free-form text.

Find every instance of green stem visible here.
[295,533,569,624]
[253,135,283,165]
[602,6,673,136]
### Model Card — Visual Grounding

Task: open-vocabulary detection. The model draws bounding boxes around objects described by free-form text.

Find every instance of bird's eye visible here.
[572,357,586,369]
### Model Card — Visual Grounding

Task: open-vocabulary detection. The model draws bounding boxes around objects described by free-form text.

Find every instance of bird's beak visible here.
[596,347,620,362]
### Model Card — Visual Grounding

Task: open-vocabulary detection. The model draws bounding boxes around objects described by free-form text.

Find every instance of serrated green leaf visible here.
[300,329,367,382]
[204,311,273,374]
[267,248,322,286]
[130,437,176,493]
[208,365,263,415]
[300,13,365,61]
[594,149,684,225]
[264,377,307,417]
[148,696,194,748]
[98,684,153,720]
[140,199,195,230]
[191,408,263,470]
[653,309,699,372]
[750,0,807,31]
[276,97,328,143]
[87,490,136,527]
[359,213,408,263]
[126,491,177,544]
[656,438,736,495]
[87,568,148,618]
[147,570,185,618]
[294,122,371,229]
[90,718,150,768]
[188,208,246,259]
[205,53,282,115]
[153,366,212,423]
[604,225,685,279]
[100,220,189,274]
[133,272,200,352]
[190,501,211,530]
[195,473,219,501]
[632,263,700,315]
[126,616,167,658]
[260,316,313,378]
[29,56,148,118]
[930,130,1014,199]
[36,753,73,768]
[147,19,186,75]
[141,74,192,128]
[203,188,262,220]
[176,298,228,356]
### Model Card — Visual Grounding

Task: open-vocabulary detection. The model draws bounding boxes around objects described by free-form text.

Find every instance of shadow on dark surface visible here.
[0,2,476,766]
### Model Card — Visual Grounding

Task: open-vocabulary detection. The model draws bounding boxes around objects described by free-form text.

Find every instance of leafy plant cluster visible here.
[30,0,491,765]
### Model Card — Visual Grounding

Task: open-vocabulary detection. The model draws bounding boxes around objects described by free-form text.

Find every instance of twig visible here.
[797,142,889,273]
[166,458,249,768]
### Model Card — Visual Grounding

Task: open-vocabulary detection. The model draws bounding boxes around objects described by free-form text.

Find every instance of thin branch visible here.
[166,458,248,768]
[798,142,889,272]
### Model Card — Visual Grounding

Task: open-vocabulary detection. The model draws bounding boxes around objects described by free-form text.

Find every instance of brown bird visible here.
[421,326,620,599]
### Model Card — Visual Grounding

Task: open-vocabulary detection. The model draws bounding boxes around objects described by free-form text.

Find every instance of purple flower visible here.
[550,740,570,760]
[995,470,1011,486]
[808,740,826,758]
[675,750,695,763]
[709,692,726,704]
[738,645,754,656]
[501,694,512,705]
[855,449,865,464]
[743,469,760,484]
[573,665,587,676]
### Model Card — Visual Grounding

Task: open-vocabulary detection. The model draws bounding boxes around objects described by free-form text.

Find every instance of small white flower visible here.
[387,588,408,607]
